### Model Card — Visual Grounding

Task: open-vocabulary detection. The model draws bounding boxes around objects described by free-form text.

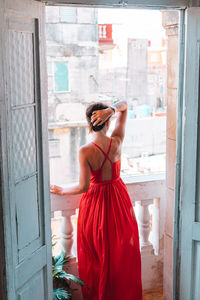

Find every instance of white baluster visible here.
[61,209,76,257]
[137,199,153,248]
[103,25,107,38]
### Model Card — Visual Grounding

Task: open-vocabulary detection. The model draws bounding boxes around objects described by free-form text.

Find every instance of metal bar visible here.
[11,102,36,110]
[45,2,187,9]
[15,171,38,185]
[42,0,189,9]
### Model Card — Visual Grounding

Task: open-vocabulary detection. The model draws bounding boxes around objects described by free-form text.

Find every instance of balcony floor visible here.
[143,287,163,300]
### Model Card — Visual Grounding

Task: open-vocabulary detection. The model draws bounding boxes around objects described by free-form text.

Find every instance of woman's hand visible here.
[91,108,113,126]
[50,184,65,195]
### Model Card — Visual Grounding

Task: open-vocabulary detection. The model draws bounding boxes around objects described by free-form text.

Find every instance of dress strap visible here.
[100,137,112,169]
[91,142,107,157]
[91,138,113,167]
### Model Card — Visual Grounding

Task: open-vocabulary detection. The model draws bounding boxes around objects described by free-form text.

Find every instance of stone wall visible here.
[45,6,99,123]
[126,39,148,104]
[162,10,179,300]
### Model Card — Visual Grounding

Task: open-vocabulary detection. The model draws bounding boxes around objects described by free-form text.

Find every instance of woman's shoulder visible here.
[78,144,94,167]
[79,142,94,157]
[111,136,122,148]
[79,137,121,154]
[79,142,92,152]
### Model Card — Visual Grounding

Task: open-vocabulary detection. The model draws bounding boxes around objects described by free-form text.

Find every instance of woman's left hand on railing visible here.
[50,184,65,195]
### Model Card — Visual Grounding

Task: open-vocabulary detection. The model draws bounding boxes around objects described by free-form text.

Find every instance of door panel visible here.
[192,242,200,299]
[0,0,52,299]
[8,16,44,266]
[179,7,200,300]
[17,269,45,300]
[15,177,40,253]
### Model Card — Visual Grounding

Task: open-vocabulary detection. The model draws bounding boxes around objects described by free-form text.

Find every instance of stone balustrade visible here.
[51,173,165,295]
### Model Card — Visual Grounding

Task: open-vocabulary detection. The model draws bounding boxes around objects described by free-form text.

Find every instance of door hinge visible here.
[118,0,128,7]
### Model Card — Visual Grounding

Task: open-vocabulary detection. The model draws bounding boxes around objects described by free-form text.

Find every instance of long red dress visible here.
[77,138,142,300]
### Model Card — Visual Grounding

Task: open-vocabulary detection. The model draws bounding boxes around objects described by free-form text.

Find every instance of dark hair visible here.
[86,102,110,132]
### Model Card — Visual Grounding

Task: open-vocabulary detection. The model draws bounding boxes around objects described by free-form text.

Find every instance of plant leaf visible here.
[59,273,85,286]
[53,269,62,277]
[52,252,68,275]
[53,288,71,300]
[54,251,66,265]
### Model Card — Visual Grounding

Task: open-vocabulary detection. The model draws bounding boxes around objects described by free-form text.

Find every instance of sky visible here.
[98,9,166,48]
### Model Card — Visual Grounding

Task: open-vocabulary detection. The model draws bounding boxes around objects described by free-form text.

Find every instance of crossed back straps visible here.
[91,137,113,170]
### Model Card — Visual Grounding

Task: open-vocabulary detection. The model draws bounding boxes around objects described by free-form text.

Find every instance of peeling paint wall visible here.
[45,6,99,123]
[162,10,179,300]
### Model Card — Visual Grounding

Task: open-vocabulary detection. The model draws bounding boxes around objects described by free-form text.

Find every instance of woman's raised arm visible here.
[91,100,128,141]
[110,100,128,141]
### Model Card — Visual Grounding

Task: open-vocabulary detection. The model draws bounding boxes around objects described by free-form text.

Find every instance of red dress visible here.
[77,138,142,300]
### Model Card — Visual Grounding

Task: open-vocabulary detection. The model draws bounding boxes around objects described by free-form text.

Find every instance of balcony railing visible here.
[98,24,113,44]
[51,173,165,298]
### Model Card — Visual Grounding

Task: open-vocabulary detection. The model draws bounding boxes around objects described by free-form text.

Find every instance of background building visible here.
[98,10,167,113]
[46,6,99,122]
[46,7,167,185]
[46,7,100,183]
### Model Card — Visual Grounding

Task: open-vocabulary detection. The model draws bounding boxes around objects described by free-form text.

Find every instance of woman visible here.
[50,101,142,300]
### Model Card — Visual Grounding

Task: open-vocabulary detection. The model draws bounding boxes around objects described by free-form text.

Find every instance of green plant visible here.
[52,250,86,300]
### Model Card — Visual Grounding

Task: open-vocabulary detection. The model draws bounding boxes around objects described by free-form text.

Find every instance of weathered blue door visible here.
[179,7,200,300]
[0,0,52,299]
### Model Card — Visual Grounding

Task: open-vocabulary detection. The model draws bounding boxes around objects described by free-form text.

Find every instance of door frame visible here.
[0,0,195,298]
[176,7,200,300]
[44,0,189,9]
[173,9,185,300]
[44,1,186,299]
[0,0,11,298]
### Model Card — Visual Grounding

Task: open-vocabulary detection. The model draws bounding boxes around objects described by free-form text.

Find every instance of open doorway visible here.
[3,0,200,298]
[48,6,180,300]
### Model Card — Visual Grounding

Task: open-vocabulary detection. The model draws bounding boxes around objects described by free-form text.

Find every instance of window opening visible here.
[46,7,167,185]
[47,7,179,299]
[53,61,70,92]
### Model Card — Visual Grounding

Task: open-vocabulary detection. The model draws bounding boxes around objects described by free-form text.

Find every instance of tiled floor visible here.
[143,288,164,300]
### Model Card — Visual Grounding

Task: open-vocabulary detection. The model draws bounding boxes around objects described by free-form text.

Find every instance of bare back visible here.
[86,136,122,181]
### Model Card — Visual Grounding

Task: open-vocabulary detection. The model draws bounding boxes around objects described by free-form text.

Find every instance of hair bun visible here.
[86,102,110,132]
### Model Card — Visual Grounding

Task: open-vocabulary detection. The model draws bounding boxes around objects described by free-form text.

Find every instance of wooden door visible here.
[179,7,200,300]
[0,0,52,299]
